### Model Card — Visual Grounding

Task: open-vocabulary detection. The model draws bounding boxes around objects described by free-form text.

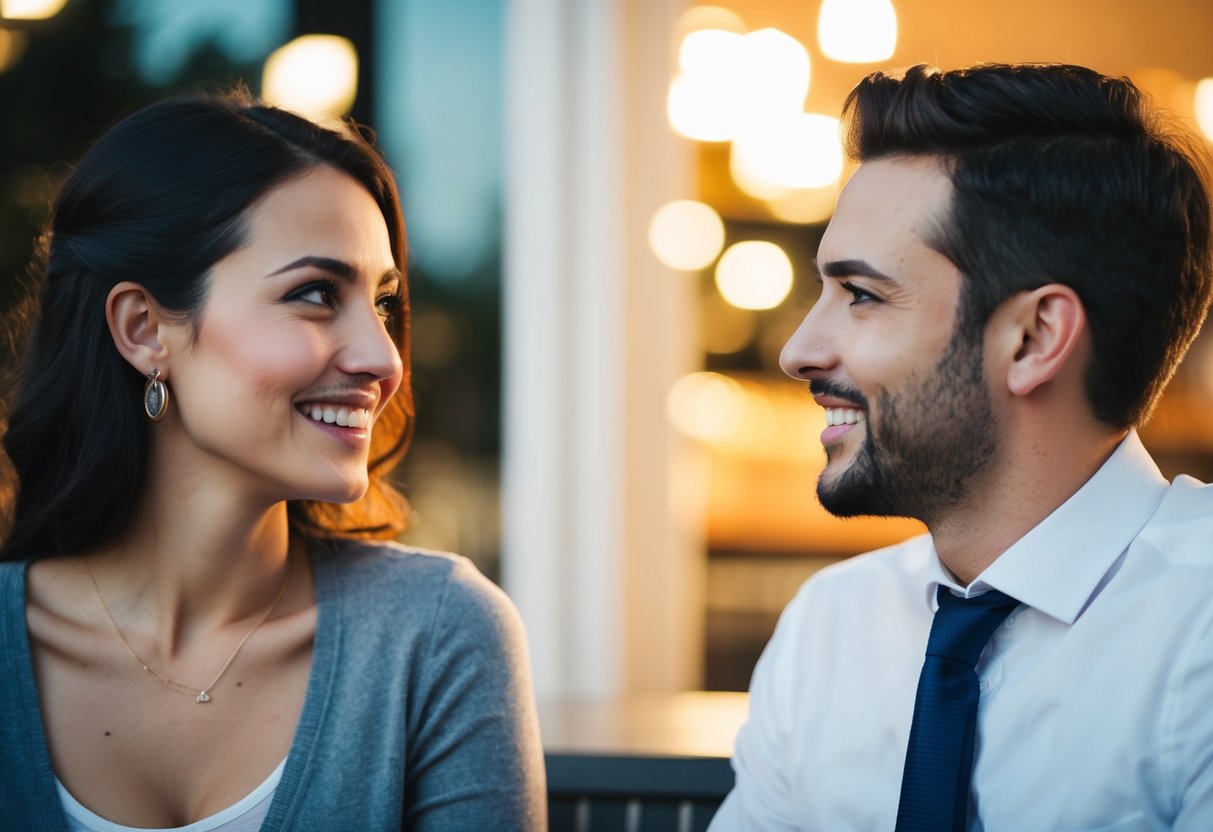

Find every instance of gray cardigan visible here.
[0,540,546,830]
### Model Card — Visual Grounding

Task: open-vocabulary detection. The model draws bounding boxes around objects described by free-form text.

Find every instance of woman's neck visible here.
[86,466,296,653]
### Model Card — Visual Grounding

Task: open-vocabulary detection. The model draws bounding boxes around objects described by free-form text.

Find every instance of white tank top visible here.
[56,759,286,832]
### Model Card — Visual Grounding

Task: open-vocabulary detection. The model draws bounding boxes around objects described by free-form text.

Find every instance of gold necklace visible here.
[88,557,292,704]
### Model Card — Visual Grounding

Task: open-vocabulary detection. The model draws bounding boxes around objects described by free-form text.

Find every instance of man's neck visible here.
[928,429,1127,585]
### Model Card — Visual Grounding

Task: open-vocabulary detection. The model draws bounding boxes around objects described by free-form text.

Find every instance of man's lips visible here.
[813,397,867,446]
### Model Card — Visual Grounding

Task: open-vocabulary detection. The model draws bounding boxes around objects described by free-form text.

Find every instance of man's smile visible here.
[825,407,866,427]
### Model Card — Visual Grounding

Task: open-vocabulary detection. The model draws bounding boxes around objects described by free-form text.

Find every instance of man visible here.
[710,63,1213,831]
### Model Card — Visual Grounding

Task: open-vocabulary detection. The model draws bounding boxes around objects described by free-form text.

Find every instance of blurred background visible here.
[5,0,1213,702]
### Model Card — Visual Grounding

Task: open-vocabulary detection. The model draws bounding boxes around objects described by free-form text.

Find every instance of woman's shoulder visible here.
[0,558,27,582]
[0,559,26,622]
[313,538,518,630]
[316,538,483,588]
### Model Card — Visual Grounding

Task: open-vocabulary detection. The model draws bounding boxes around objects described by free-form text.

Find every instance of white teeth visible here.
[302,405,371,429]
[826,407,866,427]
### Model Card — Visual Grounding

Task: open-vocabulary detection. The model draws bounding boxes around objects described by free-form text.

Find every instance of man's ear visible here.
[106,282,174,376]
[996,284,1087,397]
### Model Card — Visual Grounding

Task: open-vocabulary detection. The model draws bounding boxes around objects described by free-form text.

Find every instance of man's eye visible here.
[840,281,878,306]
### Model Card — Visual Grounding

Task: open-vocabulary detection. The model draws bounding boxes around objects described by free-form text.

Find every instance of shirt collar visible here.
[925,430,1168,624]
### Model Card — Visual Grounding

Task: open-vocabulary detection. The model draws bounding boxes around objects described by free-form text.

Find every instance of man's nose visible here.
[779,301,837,381]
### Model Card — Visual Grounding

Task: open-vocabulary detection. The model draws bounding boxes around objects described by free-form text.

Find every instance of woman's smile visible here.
[159,166,404,505]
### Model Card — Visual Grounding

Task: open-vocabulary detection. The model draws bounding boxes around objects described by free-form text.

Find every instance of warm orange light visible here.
[694,374,926,554]
[0,27,26,73]
[734,28,810,124]
[668,372,748,444]
[648,200,726,271]
[715,241,794,311]
[0,0,67,20]
[262,35,359,122]
[668,27,809,143]
[1195,78,1213,142]
[818,0,897,63]
[731,113,843,198]
[766,182,840,225]
[673,5,746,45]
[668,29,746,142]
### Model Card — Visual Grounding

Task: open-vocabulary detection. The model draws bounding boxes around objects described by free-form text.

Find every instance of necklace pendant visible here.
[196,691,211,703]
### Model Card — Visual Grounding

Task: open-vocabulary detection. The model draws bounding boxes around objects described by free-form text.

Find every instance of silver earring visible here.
[144,369,168,422]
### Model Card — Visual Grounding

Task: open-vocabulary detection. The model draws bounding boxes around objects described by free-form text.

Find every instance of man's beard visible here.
[815,327,997,523]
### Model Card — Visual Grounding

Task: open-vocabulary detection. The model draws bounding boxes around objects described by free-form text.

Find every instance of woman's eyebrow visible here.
[266,255,354,280]
[267,255,401,286]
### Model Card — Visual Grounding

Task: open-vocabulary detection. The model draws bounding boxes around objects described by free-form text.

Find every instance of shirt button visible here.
[1003,616,1017,629]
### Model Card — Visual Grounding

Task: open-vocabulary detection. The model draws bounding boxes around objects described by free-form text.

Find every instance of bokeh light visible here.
[679,27,742,77]
[262,35,359,122]
[649,200,726,271]
[0,0,67,20]
[669,26,809,143]
[668,72,735,142]
[731,113,843,198]
[667,372,747,444]
[672,5,746,45]
[668,29,744,142]
[0,28,26,73]
[1195,78,1213,141]
[734,28,810,124]
[766,182,841,225]
[715,241,794,311]
[818,0,898,63]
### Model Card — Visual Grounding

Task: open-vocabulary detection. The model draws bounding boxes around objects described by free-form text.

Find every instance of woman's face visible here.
[161,165,404,505]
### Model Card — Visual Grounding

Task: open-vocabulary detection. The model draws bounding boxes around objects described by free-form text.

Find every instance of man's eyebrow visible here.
[814,258,897,284]
[267,255,402,286]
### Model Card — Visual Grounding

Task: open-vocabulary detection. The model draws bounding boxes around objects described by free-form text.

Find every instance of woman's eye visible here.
[376,292,403,323]
[840,281,878,306]
[287,280,339,308]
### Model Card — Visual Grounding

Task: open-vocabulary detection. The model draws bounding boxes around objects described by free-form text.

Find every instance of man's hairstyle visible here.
[843,63,1213,428]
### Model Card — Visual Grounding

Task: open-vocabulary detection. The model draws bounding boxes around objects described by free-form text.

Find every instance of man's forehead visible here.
[818,155,953,270]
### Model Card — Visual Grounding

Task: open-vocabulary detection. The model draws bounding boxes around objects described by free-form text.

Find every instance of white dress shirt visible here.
[710,432,1213,831]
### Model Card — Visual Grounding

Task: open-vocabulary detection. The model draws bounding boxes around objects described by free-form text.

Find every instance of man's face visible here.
[779,155,997,523]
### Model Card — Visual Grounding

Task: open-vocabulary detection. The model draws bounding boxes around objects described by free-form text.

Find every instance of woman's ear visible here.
[106,282,173,376]
[1000,284,1088,397]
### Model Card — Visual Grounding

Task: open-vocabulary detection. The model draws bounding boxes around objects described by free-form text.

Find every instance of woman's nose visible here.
[338,304,405,391]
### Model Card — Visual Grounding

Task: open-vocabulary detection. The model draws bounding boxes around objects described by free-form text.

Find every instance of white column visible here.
[502,0,701,699]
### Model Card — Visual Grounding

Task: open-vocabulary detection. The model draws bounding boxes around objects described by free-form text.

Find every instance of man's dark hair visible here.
[843,63,1213,428]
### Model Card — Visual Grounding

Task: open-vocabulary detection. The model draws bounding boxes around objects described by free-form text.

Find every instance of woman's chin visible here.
[301,477,370,506]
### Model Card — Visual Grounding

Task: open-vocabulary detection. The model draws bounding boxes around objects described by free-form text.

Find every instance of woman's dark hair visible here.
[843,63,1213,428]
[0,91,414,561]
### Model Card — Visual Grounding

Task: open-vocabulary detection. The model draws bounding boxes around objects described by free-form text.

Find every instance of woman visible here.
[0,92,545,830]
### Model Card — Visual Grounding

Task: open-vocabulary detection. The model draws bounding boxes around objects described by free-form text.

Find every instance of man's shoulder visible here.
[780,533,933,622]
[1139,474,1213,566]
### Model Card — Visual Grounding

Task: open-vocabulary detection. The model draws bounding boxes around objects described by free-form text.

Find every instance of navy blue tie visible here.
[894,586,1020,832]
